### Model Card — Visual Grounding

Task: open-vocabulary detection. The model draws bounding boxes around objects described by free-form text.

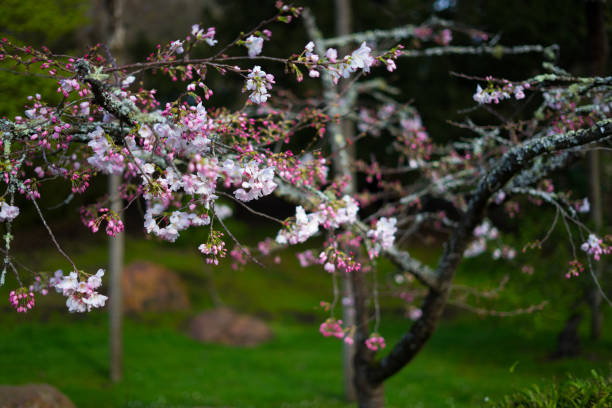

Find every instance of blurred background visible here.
[0,1,611,407]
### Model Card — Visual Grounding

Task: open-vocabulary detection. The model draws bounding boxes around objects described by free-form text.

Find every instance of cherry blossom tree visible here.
[1,2,611,407]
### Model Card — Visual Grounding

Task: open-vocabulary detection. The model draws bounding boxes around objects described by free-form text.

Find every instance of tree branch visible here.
[368,118,612,384]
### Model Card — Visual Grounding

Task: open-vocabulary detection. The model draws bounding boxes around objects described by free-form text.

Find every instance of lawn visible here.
[1,234,611,407]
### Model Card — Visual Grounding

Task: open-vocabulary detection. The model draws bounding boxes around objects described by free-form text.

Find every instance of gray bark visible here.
[333,0,358,402]
[109,173,124,382]
[585,0,607,340]
[105,0,126,383]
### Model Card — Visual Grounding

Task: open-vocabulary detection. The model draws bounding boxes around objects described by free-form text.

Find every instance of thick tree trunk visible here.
[355,372,384,408]
[351,260,385,408]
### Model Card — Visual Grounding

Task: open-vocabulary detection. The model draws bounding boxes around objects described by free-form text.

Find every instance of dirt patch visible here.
[188,307,274,346]
[122,261,190,313]
[0,384,75,408]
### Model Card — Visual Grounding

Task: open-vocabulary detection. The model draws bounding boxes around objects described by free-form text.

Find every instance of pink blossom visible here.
[365,334,386,351]
[319,318,344,338]
[409,308,422,321]
[325,48,338,62]
[581,234,610,261]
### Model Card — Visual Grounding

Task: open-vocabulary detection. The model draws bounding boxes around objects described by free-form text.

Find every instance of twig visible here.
[31,197,78,272]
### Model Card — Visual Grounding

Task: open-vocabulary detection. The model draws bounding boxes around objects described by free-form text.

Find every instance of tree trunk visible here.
[355,373,384,408]
[105,0,126,383]
[351,259,385,408]
[109,173,124,382]
[301,7,358,399]
[584,0,607,340]
[553,313,583,358]
[333,0,358,401]
[588,148,603,340]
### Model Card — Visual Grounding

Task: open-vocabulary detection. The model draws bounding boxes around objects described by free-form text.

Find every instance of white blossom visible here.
[169,40,184,54]
[121,76,135,87]
[368,217,397,258]
[578,198,590,213]
[245,66,275,104]
[51,269,108,313]
[350,42,375,73]
[233,161,277,201]
[0,202,19,222]
[245,35,264,58]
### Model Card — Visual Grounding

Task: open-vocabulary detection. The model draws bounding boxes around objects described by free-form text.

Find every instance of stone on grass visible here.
[189,307,273,346]
[0,384,75,408]
[122,261,190,313]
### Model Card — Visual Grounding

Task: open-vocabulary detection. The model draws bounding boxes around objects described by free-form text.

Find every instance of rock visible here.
[189,307,273,346]
[122,262,190,313]
[0,384,75,408]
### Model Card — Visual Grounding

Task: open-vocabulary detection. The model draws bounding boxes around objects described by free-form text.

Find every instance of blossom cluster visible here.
[231,160,277,202]
[245,66,275,104]
[367,217,397,259]
[199,230,227,265]
[365,333,386,351]
[81,206,124,237]
[144,204,211,243]
[581,234,611,261]
[319,318,354,344]
[28,275,50,296]
[319,318,344,338]
[566,259,584,279]
[319,246,362,274]
[492,246,517,261]
[464,220,499,258]
[275,195,359,245]
[191,24,217,46]
[9,288,35,313]
[473,80,528,105]
[50,269,108,313]
[87,126,125,174]
[300,41,379,84]
[139,158,270,244]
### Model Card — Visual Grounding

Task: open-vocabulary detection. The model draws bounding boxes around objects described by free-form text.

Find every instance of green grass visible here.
[3,314,611,408]
[1,236,611,407]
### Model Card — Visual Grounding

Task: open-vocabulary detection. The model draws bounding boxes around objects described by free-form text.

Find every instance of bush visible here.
[491,371,612,407]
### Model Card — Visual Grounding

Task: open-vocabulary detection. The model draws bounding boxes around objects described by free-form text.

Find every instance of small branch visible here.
[448,299,549,317]
[213,207,264,268]
[401,44,557,59]
[217,191,284,225]
[31,197,78,272]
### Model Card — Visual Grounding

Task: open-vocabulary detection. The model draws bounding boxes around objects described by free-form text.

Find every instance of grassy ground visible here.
[1,234,611,407]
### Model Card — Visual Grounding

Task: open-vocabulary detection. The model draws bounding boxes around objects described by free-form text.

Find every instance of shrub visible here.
[491,371,612,407]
